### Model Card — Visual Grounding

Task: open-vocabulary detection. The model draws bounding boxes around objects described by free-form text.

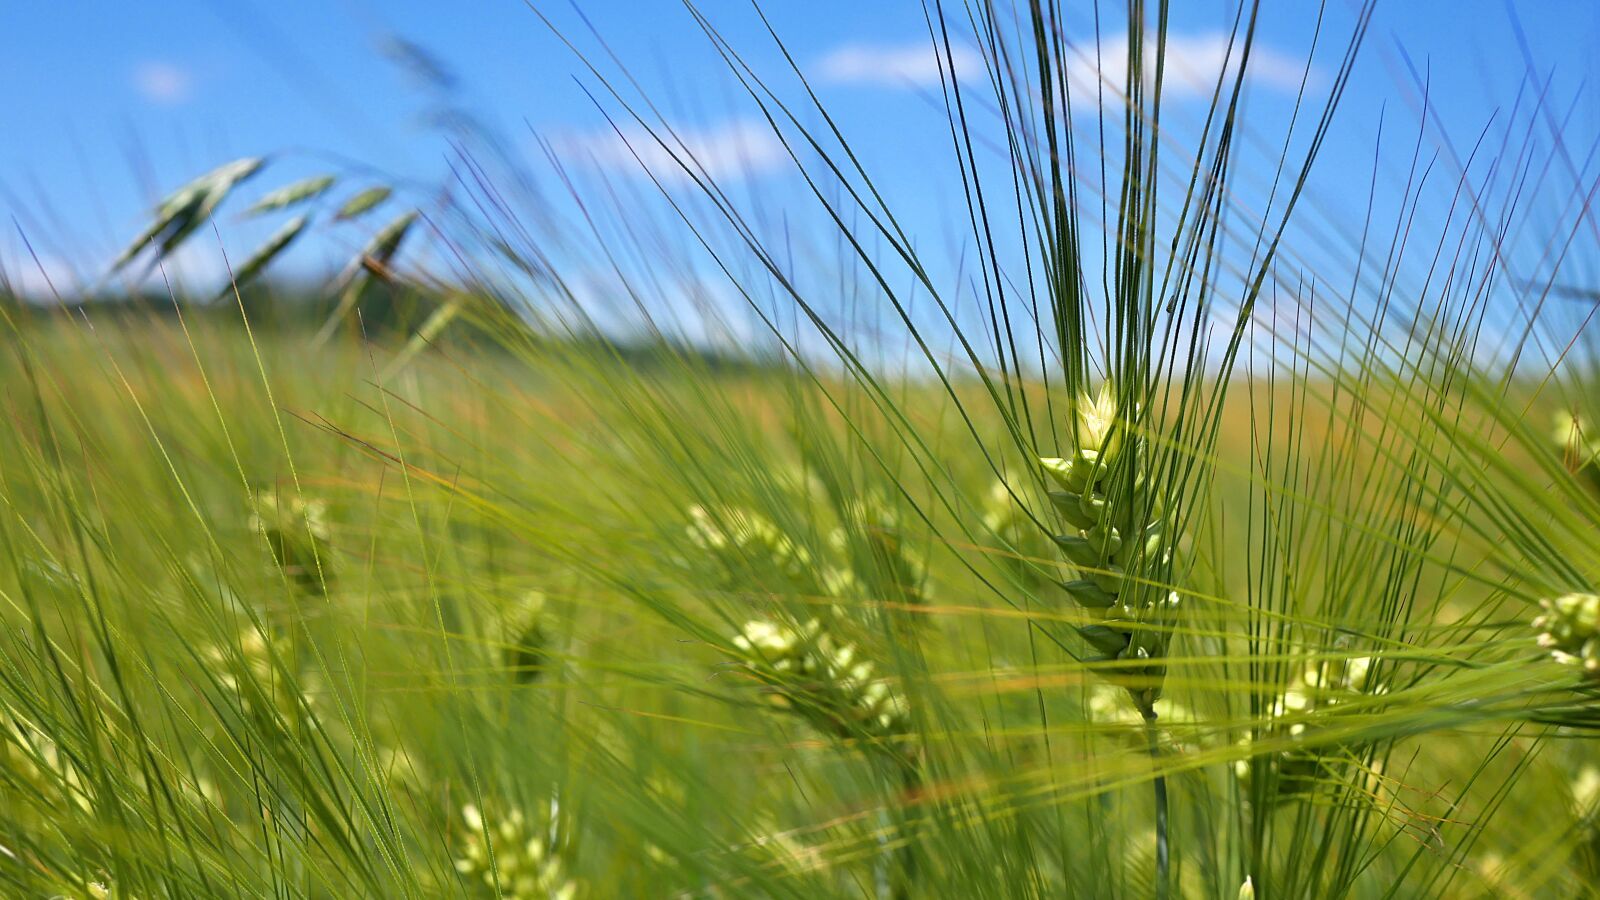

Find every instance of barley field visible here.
[4,1,1600,898]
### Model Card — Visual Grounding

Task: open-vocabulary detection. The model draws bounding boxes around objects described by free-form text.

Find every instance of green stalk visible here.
[894,764,922,900]
[1144,708,1169,900]
[874,747,923,900]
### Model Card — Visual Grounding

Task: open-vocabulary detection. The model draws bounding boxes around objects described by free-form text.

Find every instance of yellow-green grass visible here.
[0,312,1594,898]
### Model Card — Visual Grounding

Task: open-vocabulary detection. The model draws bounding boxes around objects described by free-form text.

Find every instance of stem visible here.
[888,763,920,900]
[868,751,922,900]
[1144,708,1170,900]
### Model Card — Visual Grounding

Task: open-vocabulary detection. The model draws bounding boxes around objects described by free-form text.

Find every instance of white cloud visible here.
[551,118,788,183]
[1066,32,1307,107]
[815,41,982,88]
[815,33,1308,108]
[133,61,193,105]
[0,251,76,300]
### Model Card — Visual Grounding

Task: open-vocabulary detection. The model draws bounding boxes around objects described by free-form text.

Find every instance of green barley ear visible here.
[334,185,394,221]
[1237,653,1384,801]
[1085,683,1197,754]
[981,478,1058,589]
[726,617,921,894]
[243,174,337,216]
[2,704,92,814]
[313,208,420,345]
[214,214,309,301]
[202,622,320,724]
[1533,593,1600,678]
[454,802,581,900]
[1576,766,1600,880]
[47,877,114,900]
[111,156,265,272]
[1041,383,1178,712]
[504,590,551,683]
[1552,411,1600,493]
[830,494,928,633]
[1577,766,1600,819]
[700,506,922,894]
[685,505,816,592]
[248,488,334,594]
[341,208,416,287]
[729,618,909,763]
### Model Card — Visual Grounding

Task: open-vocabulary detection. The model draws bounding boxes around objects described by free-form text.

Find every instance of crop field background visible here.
[4,1,1600,898]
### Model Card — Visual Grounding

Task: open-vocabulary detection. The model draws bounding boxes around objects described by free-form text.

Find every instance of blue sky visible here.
[3,0,1599,354]
[2,0,949,290]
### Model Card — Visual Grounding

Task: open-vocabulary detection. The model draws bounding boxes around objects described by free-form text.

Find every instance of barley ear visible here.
[335,185,394,221]
[244,174,338,216]
[1040,384,1177,710]
[214,214,309,301]
[111,156,265,271]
